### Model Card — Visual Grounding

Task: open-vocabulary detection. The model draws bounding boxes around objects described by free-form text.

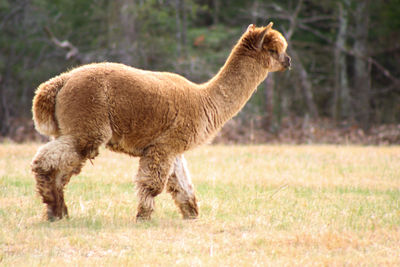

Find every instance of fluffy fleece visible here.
[31,22,290,221]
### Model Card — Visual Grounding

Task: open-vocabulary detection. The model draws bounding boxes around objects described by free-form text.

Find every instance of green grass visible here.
[0,144,399,266]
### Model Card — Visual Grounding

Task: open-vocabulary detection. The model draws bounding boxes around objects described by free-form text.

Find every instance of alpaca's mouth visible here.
[280,64,291,72]
[282,62,291,71]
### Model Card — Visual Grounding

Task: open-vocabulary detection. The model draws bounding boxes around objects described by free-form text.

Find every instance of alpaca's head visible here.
[238,22,291,72]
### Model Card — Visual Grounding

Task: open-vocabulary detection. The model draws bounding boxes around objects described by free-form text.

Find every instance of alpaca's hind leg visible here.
[31,136,85,220]
[135,149,174,221]
[34,171,70,220]
[167,155,198,219]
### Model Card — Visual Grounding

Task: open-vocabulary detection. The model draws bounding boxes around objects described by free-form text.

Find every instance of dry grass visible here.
[1,143,399,266]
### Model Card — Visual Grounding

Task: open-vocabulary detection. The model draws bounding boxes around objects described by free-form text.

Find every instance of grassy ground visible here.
[0,143,399,266]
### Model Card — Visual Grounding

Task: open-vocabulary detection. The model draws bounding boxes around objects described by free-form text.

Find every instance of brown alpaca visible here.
[31,22,290,221]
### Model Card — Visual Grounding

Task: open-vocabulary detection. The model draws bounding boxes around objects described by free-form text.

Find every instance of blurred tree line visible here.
[0,0,399,140]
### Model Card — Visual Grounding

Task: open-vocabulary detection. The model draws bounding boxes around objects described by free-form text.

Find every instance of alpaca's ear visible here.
[255,22,273,50]
[255,30,267,50]
[246,24,256,32]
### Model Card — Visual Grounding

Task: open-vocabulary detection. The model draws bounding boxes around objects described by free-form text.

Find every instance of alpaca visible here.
[31,22,291,221]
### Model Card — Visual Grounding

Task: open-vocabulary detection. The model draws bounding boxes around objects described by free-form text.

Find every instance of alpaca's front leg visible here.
[135,150,174,221]
[167,155,199,219]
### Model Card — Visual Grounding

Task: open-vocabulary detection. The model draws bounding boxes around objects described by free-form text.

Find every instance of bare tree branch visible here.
[285,0,303,41]
[43,26,82,62]
[367,57,400,86]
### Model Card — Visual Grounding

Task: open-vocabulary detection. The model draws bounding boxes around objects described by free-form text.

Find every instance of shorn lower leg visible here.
[31,136,85,220]
[167,155,198,219]
[135,150,174,221]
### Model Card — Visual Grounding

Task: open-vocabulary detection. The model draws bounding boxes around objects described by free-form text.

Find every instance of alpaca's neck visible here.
[202,49,268,129]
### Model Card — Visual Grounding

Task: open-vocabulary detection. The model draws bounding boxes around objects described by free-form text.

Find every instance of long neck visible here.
[201,47,269,129]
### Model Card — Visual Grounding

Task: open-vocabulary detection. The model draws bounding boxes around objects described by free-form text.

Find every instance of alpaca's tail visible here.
[32,73,69,137]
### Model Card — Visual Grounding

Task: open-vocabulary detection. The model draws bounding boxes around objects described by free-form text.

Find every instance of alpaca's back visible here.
[52,63,204,156]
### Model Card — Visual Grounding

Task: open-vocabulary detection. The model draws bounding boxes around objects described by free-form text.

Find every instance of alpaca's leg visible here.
[135,149,174,221]
[167,155,198,219]
[31,136,85,220]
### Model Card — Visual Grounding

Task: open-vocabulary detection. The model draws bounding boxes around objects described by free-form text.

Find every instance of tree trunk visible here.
[181,0,187,57]
[107,1,137,65]
[251,1,259,24]
[0,67,11,136]
[175,0,187,59]
[213,0,220,25]
[281,0,317,119]
[333,0,351,122]
[175,0,182,58]
[289,47,319,119]
[264,74,274,129]
[120,0,136,65]
[353,0,371,130]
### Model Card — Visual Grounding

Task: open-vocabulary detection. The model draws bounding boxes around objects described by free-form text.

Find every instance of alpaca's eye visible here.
[268,49,277,54]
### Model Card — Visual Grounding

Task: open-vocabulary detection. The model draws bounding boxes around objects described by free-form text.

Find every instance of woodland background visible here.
[0,0,399,144]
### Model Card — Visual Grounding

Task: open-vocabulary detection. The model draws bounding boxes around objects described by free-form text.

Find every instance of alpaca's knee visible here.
[136,176,165,197]
[31,136,84,192]
[136,153,174,197]
[31,136,84,177]
[31,142,60,175]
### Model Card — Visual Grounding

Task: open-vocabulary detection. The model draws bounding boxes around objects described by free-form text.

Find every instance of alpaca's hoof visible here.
[180,199,199,220]
[183,213,198,220]
[45,204,69,221]
[45,210,60,222]
[135,214,151,222]
[135,209,152,222]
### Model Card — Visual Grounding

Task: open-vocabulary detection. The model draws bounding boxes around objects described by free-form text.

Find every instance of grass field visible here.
[0,143,399,266]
